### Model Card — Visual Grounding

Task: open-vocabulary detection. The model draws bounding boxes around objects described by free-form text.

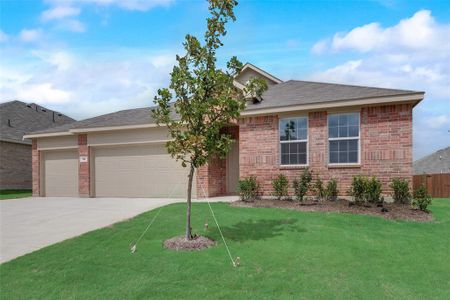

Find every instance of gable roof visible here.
[24,65,425,138]
[234,63,283,85]
[0,100,75,144]
[413,147,450,175]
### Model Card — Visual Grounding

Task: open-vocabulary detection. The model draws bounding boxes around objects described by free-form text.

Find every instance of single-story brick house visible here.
[24,64,424,198]
[0,101,74,190]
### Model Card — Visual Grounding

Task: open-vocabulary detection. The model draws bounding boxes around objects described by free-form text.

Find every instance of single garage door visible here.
[43,150,78,197]
[93,144,194,198]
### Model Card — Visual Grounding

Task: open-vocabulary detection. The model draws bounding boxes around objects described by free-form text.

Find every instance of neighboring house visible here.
[413,147,450,175]
[0,101,75,190]
[24,64,424,198]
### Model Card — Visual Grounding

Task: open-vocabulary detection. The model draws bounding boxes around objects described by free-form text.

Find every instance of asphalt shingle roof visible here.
[0,100,75,144]
[246,80,421,111]
[26,80,423,135]
[413,147,450,175]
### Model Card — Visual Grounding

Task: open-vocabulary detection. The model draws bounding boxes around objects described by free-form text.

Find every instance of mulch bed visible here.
[231,198,433,222]
[163,236,216,251]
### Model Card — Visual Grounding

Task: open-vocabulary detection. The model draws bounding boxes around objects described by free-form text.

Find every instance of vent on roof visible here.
[41,108,47,112]
[8,119,12,127]
[26,104,32,108]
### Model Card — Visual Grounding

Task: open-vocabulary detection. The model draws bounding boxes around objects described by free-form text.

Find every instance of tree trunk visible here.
[186,165,195,240]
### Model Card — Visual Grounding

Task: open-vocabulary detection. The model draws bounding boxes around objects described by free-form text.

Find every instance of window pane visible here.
[281,154,289,165]
[339,140,348,151]
[280,120,288,141]
[290,154,298,165]
[330,140,338,151]
[329,115,338,127]
[339,126,348,137]
[339,152,347,163]
[348,125,359,137]
[289,143,298,154]
[287,120,296,140]
[329,126,338,138]
[348,113,359,125]
[349,151,358,163]
[338,114,348,126]
[297,118,307,129]
[349,140,358,151]
[298,154,307,164]
[281,143,289,155]
[330,151,338,163]
[298,128,307,140]
[298,142,307,154]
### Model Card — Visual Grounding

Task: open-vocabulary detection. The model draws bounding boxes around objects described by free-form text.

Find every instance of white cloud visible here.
[309,10,450,159]
[19,28,43,42]
[0,48,176,119]
[17,83,72,104]
[0,30,8,42]
[315,10,450,56]
[59,19,86,32]
[41,6,80,21]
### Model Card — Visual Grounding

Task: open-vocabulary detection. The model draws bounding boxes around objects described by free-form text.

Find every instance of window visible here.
[280,117,308,165]
[328,112,360,164]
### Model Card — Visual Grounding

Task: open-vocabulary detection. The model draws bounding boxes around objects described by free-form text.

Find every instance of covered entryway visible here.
[92,144,194,198]
[42,149,78,197]
[226,140,239,194]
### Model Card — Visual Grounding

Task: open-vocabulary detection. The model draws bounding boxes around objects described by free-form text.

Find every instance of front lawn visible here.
[1,199,449,299]
[0,189,32,200]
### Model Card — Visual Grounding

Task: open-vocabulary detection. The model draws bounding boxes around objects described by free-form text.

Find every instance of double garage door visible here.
[43,144,193,198]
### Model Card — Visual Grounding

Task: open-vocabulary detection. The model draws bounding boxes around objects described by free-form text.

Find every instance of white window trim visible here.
[327,112,361,165]
[279,116,309,167]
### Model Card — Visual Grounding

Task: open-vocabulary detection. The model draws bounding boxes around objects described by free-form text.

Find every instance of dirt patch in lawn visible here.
[231,199,433,222]
[164,236,216,251]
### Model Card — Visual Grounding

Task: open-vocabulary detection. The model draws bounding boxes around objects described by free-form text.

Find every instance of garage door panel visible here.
[43,150,78,197]
[93,144,194,198]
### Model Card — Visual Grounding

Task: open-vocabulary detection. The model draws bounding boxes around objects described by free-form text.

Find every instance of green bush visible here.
[412,185,432,211]
[349,175,366,205]
[325,178,338,201]
[237,176,261,202]
[293,168,312,202]
[272,174,289,200]
[313,176,325,201]
[390,178,411,204]
[349,175,382,205]
[366,177,382,204]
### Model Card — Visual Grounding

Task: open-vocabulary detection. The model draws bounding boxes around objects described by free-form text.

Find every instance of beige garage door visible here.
[93,144,194,198]
[43,150,78,197]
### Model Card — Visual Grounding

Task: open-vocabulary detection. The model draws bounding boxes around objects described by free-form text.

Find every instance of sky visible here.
[0,0,449,159]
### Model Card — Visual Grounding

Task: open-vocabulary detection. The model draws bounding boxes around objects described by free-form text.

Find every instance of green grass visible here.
[0,189,32,200]
[1,199,450,299]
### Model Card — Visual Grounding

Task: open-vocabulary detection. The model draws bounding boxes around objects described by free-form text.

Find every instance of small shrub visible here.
[366,177,382,204]
[313,176,325,201]
[237,176,260,202]
[390,178,411,204]
[293,168,312,202]
[349,175,366,205]
[412,185,432,211]
[349,175,382,205]
[325,178,338,201]
[272,174,289,200]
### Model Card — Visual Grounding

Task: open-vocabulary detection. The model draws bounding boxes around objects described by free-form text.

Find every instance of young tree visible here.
[152,0,248,240]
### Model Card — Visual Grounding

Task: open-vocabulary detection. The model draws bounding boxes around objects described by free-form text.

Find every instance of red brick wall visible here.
[78,134,90,197]
[32,139,40,196]
[195,126,239,197]
[238,104,413,197]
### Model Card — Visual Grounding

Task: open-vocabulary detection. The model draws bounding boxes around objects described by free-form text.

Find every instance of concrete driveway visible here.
[0,196,236,263]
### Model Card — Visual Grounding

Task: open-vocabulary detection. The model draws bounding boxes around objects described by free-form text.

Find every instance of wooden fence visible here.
[413,173,450,198]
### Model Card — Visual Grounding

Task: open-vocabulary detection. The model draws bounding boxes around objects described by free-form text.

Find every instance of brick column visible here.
[31,139,40,196]
[78,134,90,197]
